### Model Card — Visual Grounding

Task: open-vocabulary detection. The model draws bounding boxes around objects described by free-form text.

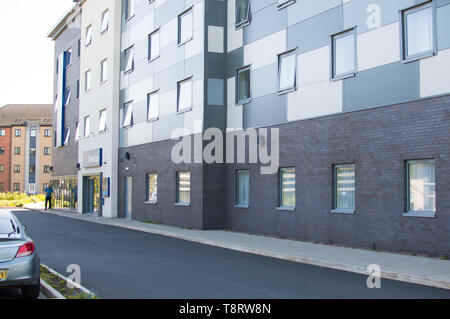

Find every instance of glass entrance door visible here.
[83,176,100,215]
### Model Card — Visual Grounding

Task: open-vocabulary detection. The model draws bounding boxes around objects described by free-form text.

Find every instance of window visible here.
[148,29,160,61]
[406,160,435,216]
[277,0,295,9]
[146,174,157,203]
[279,168,296,208]
[124,46,135,74]
[14,165,20,173]
[333,164,356,213]
[44,129,51,137]
[76,80,80,99]
[101,59,108,83]
[84,116,90,137]
[125,0,135,21]
[85,70,91,91]
[64,126,70,145]
[101,10,109,34]
[278,49,297,94]
[0,147,4,155]
[77,39,81,58]
[176,172,191,205]
[236,0,251,28]
[401,2,436,62]
[66,48,72,67]
[0,183,3,191]
[122,102,134,127]
[99,109,107,132]
[30,147,36,156]
[30,127,37,137]
[44,147,50,155]
[13,183,20,192]
[178,9,193,45]
[147,91,159,121]
[331,28,356,80]
[0,129,4,136]
[177,78,193,113]
[29,166,35,174]
[0,165,3,172]
[56,57,59,75]
[85,25,92,46]
[44,165,50,173]
[65,87,71,105]
[236,170,250,207]
[15,129,21,137]
[75,122,81,141]
[237,66,251,104]
[14,147,20,155]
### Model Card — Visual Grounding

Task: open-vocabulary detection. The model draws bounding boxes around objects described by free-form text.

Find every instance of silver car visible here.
[0,210,40,299]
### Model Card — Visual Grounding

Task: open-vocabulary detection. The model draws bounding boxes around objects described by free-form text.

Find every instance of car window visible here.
[0,218,15,235]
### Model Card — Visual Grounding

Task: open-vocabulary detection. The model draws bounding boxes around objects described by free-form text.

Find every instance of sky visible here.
[0,0,75,108]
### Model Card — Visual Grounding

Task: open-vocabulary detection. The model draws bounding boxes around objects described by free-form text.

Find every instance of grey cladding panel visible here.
[343,61,420,112]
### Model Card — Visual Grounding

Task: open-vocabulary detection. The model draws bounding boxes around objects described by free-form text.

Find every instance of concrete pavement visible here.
[35,208,450,290]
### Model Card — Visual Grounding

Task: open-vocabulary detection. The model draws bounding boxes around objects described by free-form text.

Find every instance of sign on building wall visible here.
[83,148,102,168]
[102,177,110,197]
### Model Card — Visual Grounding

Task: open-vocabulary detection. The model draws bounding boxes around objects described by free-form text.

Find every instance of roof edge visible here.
[47,1,84,40]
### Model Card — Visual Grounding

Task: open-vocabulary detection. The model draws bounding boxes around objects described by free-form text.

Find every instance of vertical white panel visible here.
[420,48,450,97]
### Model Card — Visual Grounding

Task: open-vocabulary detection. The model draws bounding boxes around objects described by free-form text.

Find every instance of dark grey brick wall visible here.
[118,94,449,257]
[51,23,81,178]
[118,136,205,230]
[224,94,450,257]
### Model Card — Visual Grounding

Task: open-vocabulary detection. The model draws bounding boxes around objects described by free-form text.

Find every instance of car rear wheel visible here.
[22,279,40,299]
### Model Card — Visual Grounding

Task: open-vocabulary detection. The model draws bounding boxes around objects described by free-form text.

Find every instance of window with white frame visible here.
[85,25,92,46]
[334,164,356,212]
[125,0,135,21]
[237,66,251,104]
[101,59,108,83]
[124,46,135,74]
[65,87,71,105]
[99,109,107,132]
[407,160,435,214]
[44,147,50,155]
[85,70,91,91]
[84,116,90,137]
[280,168,296,208]
[14,165,20,173]
[236,0,250,28]
[75,122,80,141]
[277,0,295,9]
[122,102,134,127]
[146,173,158,203]
[0,129,4,136]
[176,172,191,204]
[331,28,356,79]
[236,170,249,207]
[64,126,70,145]
[148,29,160,61]
[44,129,51,137]
[401,2,435,61]
[177,78,192,112]
[66,48,72,67]
[278,49,297,93]
[178,8,193,45]
[147,91,159,121]
[101,10,109,34]
[15,129,21,137]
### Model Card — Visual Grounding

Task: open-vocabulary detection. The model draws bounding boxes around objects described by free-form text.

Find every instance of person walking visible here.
[44,185,54,210]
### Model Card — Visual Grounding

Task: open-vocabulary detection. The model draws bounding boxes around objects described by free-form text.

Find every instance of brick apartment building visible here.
[0,104,53,194]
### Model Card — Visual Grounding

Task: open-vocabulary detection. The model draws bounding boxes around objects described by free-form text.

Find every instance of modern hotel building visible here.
[49,0,450,257]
